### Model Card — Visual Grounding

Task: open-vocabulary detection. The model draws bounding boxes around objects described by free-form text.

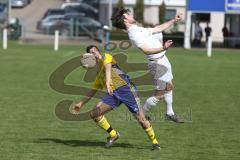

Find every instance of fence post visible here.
[184,11,192,49]
[3,28,7,50]
[207,36,212,57]
[54,30,59,51]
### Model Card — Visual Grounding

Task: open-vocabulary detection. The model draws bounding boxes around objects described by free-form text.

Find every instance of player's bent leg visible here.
[164,82,184,123]
[117,84,160,150]
[90,102,120,147]
[133,109,160,150]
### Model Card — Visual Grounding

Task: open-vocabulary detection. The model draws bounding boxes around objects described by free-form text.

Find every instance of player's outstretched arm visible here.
[139,40,173,55]
[152,13,182,34]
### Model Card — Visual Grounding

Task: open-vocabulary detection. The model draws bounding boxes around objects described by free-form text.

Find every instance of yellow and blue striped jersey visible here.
[92,53,128,90]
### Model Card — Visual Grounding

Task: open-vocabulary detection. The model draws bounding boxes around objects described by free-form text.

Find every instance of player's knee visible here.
[154,91,164,100]
[155,95,164,101]
[166,83,174,91]
[90,107,101,119]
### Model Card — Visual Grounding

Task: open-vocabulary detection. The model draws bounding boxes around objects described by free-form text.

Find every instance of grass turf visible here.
[0,42,240,160]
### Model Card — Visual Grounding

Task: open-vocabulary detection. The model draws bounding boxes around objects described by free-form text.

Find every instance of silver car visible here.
[11,0,28,8]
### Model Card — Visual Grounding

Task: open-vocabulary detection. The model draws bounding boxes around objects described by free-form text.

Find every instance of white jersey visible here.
[128,25,166,60]
[128,25,173,87]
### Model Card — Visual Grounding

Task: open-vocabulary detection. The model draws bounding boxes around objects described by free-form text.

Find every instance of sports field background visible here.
[0,42,240,160]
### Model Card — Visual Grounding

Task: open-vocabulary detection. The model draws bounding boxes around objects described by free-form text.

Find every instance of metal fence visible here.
[1,0,240,49]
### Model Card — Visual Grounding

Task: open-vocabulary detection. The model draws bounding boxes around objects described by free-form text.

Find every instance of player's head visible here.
[86,45,102,59]
[111,7,135,30]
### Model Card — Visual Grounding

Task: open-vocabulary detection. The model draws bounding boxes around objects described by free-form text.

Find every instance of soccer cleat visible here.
[165,114,184,123]
[152,143,161,150]
[105,132,120,148]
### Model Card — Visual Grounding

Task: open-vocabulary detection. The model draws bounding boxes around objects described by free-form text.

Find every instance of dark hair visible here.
[86,45,100,53]
[111,7,130,30]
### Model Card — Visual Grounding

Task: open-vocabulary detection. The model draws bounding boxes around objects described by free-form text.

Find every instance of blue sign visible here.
[226,0,240,13]
[188,0,225,12]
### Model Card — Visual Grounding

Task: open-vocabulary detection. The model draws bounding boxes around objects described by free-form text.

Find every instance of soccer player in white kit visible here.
[111,8,184,123]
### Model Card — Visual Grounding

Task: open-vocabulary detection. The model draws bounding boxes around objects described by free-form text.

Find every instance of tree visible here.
[134,0,144,23]
[159,1,166,24]
[117,0,124,8]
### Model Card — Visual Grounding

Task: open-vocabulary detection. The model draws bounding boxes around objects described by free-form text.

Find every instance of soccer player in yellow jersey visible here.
[73,45,160,150]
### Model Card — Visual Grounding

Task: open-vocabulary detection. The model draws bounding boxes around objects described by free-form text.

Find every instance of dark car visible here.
[41,9,66,20]
[36,14,65,31]
[38,13,103,41]
[37,9,67,30]
[62,2,98,20]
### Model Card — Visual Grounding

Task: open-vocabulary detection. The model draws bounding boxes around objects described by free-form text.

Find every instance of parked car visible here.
[61,2,98,13]
[0,3,7,24]
[61,2,98,19]
[64,15,103,40]
[61,2,81,9]
[11,0,28,8]
[37,9,81,30]
[36,15,65,31]
[64,0,83,2]
[38,8,84,26]
[37,14,103,40]
[41,9,66,20]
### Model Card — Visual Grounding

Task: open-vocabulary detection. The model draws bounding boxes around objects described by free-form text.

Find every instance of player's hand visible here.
[71,102,83,114]
[164,40,173,50]
[106,84,113,96]
[174,13,182,23]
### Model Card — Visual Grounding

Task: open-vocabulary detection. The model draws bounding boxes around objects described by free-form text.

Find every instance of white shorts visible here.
[148,55,173,90]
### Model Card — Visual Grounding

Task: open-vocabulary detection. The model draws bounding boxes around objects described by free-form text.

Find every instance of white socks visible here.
[164,91,174,116]
[143,91,175,116]
[143,96,159,111]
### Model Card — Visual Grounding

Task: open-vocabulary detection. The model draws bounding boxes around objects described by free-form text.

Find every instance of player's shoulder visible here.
[129,25,152,36]
[103,53,115,64]
[104,53,113,59]
[128,25,142,33]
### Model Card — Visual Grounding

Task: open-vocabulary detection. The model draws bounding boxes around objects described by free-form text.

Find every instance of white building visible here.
[185,0,240,47]
[100,0,186,29]
[100,0,240,47]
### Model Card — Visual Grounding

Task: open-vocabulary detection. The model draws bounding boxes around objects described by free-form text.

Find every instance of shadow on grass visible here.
[34,138,147,149]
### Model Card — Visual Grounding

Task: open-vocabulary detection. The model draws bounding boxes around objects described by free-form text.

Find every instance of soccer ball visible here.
[80,53,97,69]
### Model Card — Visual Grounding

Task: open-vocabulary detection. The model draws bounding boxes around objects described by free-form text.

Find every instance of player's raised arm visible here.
[139,40,174,55]
[152,13,182,34]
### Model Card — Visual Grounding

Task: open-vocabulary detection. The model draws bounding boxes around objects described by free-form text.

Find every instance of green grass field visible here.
[0,42,240,160]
